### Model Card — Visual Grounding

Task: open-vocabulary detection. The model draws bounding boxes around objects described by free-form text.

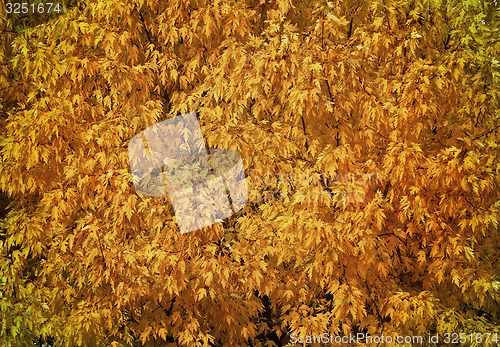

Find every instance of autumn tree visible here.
[0,0,499,346]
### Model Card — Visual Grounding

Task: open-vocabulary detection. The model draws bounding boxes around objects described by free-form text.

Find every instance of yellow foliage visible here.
[0,0,499,346]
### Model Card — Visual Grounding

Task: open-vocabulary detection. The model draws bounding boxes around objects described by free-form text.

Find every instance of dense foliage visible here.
[1,0,499,345]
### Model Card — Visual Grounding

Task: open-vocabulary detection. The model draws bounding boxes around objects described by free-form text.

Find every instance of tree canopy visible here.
[0,0,499,346]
